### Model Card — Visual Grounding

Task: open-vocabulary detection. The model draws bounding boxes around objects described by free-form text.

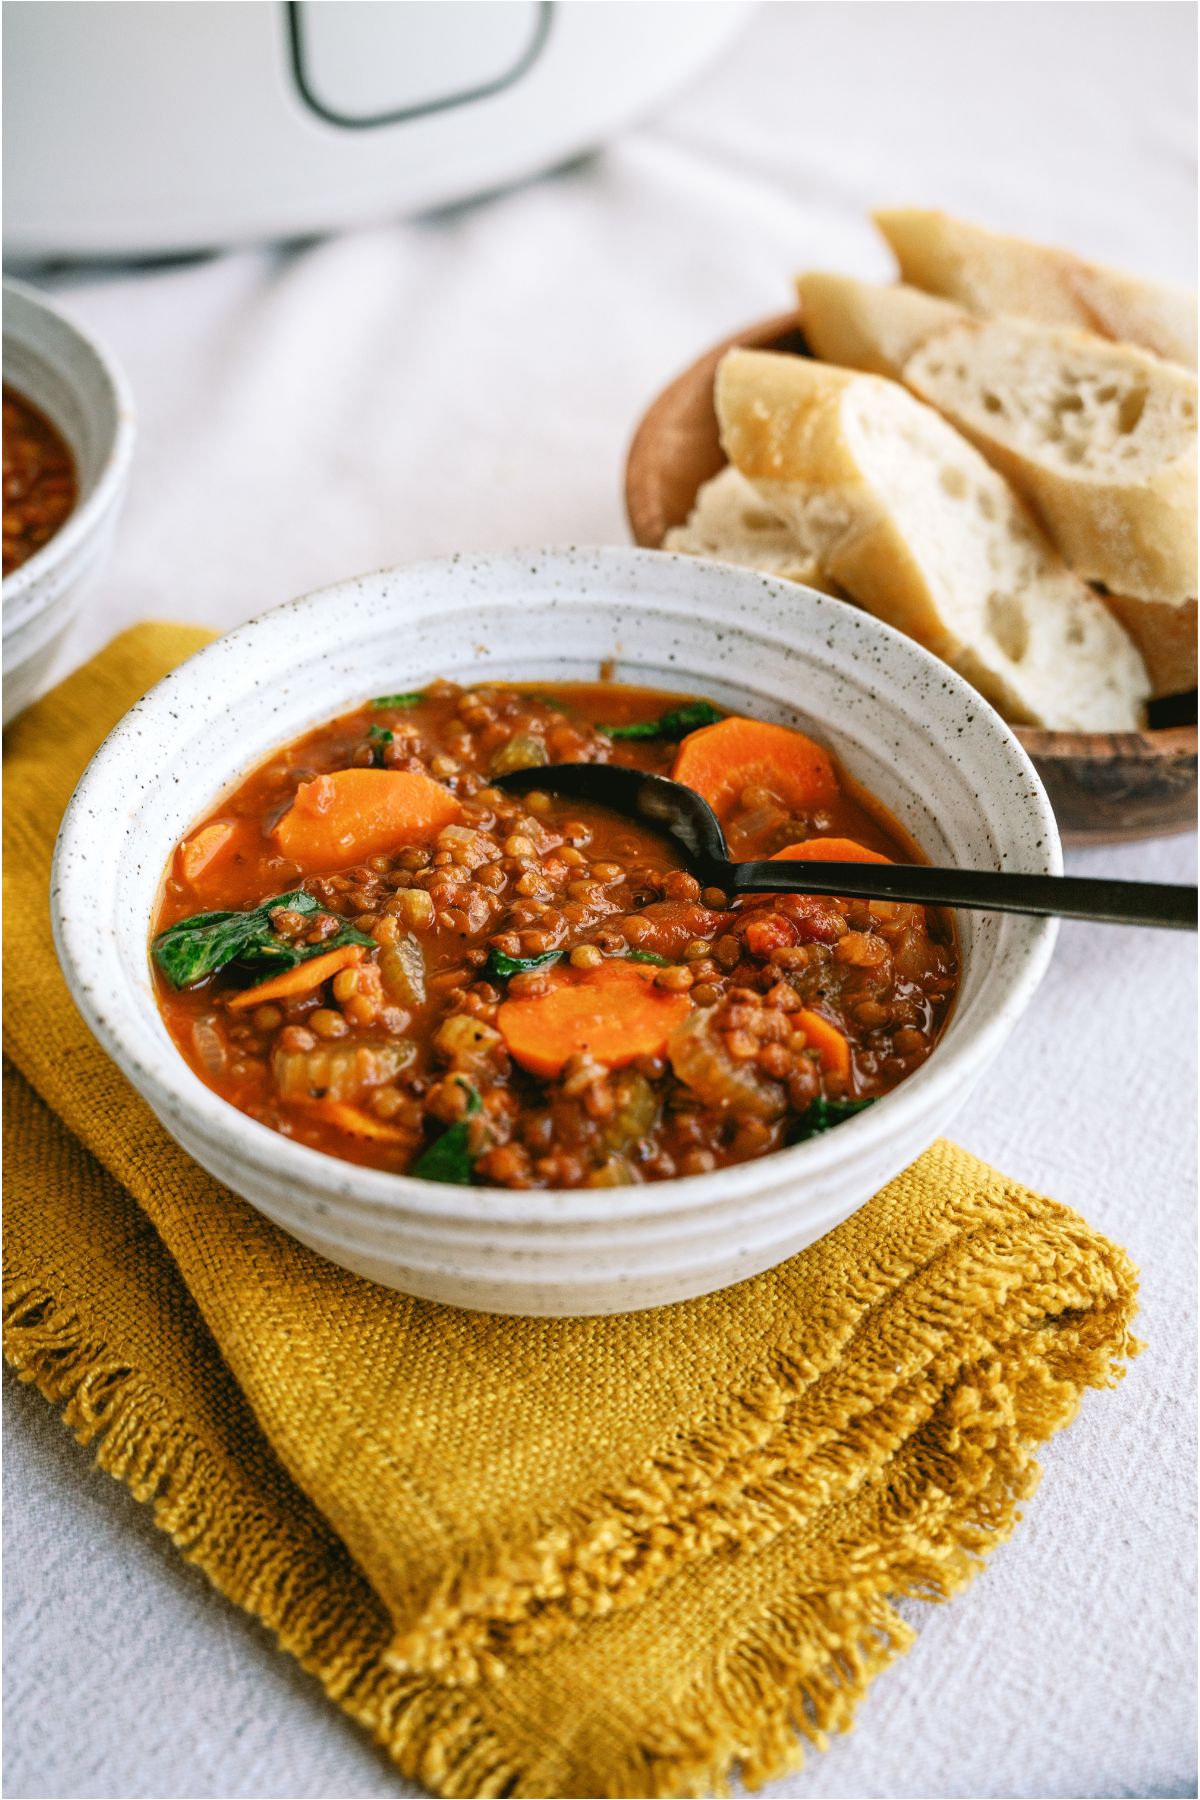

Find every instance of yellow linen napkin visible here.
[4,627,1140,1798]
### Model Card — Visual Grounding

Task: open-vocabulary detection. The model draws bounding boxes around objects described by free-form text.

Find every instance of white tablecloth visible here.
[5,6,1196,1796]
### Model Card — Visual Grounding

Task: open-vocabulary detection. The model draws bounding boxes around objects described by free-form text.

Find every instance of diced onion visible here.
[191,1015,227,1076]
[379,935,426,1008]
[668,1007,786,1119]
[433,1014,503,1073]
[603,1072,659,1153]
[490,733,548,775]
[272,1038,414,1103]
[586,1155,641,1187]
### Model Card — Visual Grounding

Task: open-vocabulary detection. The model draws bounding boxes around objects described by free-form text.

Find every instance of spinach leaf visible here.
[487,948,563,982]
[410,1081,482,1184]
[487,947,671,980]
[371,691,423,709]
[368,723,393,767]
[604,700,724,742]
[792,1095,875,1142]
[152,890,374,990]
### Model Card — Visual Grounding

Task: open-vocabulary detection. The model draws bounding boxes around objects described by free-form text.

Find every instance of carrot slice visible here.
[497,961,692,1078]
[767,837,918,916]
[795,1009,852,1079]
[672,716,839,822]
[273,769,461,873]
[771,838,891,865]
[306,1100,413,1145]
[179,821,236,882]
[177,819,263,899]
[226,944,365,1010]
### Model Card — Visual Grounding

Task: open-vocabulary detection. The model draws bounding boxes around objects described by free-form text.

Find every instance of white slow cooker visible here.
[3,1,749,260]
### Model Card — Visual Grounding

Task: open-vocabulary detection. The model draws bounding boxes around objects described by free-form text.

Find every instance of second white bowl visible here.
[51,549,1061,1314]
[3,278,135,724]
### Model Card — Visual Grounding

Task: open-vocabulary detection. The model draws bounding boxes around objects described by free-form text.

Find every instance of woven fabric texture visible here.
[2,628,1141,1798]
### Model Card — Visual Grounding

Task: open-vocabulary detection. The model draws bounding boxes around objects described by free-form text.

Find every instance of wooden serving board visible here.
[625,310,1197,846]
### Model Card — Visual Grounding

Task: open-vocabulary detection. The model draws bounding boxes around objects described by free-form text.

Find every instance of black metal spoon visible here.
[495,764,1197,931]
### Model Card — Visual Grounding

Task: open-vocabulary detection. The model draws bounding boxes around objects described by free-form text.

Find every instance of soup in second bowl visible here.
[2,385,77,577]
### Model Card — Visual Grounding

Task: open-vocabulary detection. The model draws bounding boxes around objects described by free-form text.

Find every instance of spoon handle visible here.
[726,862,1198,930]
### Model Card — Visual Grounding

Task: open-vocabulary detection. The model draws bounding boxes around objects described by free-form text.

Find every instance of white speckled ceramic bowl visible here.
[3,278,135,724]
[51,549,1061,1314]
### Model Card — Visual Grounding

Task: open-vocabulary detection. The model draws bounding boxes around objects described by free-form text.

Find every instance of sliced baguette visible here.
[796,273,1198,607]
[875,208,1197,370]
[662,465,842,592]
[715,349,1149,731]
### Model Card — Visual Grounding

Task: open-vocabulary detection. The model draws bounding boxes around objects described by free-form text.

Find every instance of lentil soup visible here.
[2,386,77,577]
[150,680,958,1188]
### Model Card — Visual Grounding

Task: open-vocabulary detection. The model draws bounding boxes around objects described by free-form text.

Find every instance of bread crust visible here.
[796,272,953,376]
[875,207,1197,370]
[1101,593,1197,698]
